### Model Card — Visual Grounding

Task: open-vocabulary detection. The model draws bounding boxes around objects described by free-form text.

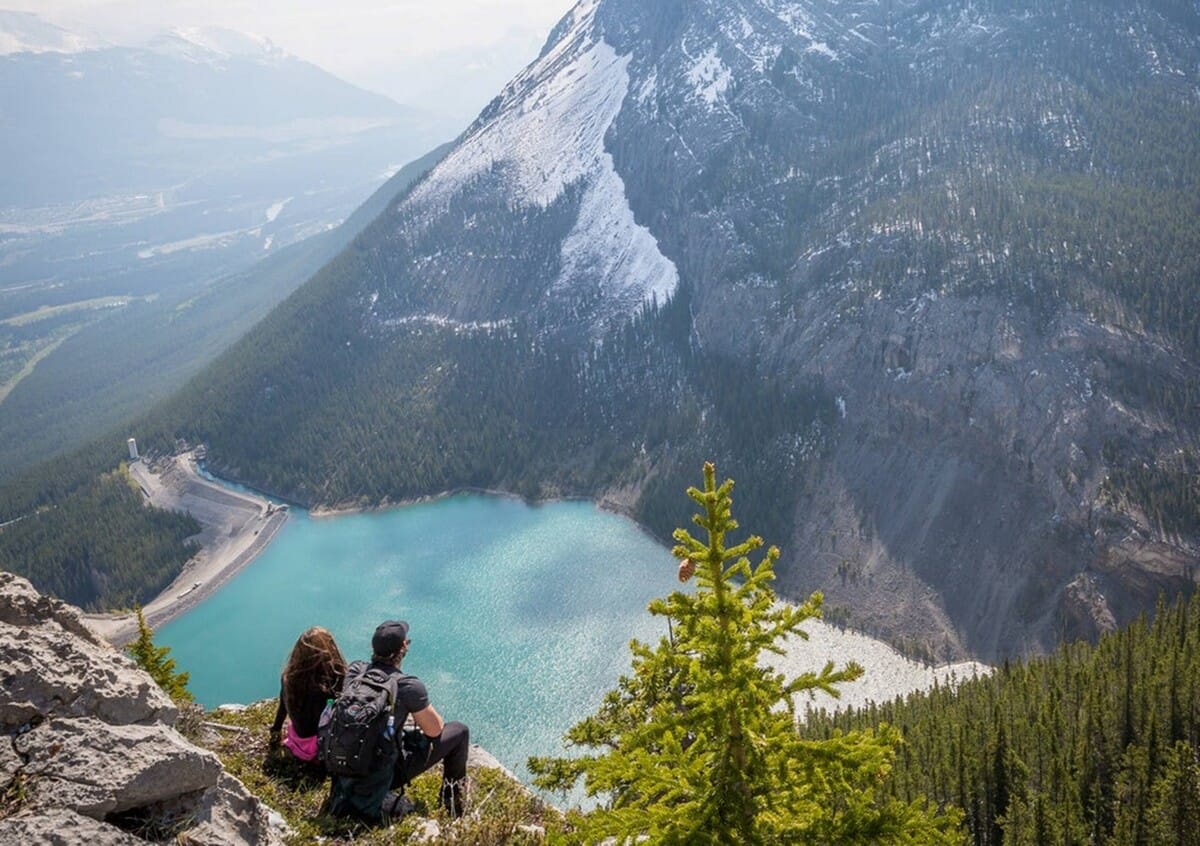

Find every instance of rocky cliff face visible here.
[158,0,1199,661]
[0,571,283,845]
[588,0,1200,658]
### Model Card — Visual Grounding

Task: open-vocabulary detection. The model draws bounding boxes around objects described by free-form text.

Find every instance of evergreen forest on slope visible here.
[807,593,1200,845]
[0,462,198,611]
[0,144,452,484]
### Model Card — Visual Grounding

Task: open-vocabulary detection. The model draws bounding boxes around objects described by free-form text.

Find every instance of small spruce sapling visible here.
[529,462,962,845]
[127,605,193,704]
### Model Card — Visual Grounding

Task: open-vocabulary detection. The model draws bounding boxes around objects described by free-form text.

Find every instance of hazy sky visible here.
[11,0,576,121]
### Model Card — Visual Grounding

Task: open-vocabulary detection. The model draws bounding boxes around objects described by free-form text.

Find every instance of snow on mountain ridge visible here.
[763,0,820,41]
[553,102,680,311]
[170,27,283,60]
[686,46,733,106]
[404,0,677,313]
[408,0,607,210]
[0,10,103,55]
[0,13,284,62]
[147,27,285,65]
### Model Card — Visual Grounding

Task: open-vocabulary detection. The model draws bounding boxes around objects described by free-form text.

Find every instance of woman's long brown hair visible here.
[282,626,346,719]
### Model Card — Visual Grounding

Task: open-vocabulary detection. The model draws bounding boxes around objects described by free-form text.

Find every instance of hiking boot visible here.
[439,778,467,819]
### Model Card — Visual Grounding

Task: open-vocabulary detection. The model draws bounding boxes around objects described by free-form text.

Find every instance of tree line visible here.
[0,463,198,610]
[806,593,1200,845]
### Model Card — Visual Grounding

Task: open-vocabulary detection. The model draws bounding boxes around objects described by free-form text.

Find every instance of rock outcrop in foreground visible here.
[0,571,284,845]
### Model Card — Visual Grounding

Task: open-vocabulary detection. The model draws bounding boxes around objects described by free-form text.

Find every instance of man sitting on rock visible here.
[327,620,470,822]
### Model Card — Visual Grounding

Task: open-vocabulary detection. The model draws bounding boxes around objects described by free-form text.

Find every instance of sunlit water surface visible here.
[158,494,679,787]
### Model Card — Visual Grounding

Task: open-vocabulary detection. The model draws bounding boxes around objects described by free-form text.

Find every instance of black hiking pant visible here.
[393,720,470,788]
[329,722,471,822]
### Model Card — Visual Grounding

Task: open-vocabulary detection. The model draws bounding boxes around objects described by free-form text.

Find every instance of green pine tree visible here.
[126,605,193,703]
[1146,741,1200,846]
[529,463,962,845]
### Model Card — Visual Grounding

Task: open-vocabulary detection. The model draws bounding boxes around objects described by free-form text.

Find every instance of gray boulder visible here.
[0,574,176,732]
[17,717,222,818]
[153,772,285,846]
[1,734,18,788]
[0,571,106,645]
[0,573,283,844]
[0,808,146,845]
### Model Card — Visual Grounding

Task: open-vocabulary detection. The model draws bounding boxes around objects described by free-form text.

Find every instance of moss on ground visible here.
[201,701,564,845]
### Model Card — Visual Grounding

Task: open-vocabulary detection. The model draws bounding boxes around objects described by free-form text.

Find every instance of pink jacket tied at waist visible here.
[283,721,320,761]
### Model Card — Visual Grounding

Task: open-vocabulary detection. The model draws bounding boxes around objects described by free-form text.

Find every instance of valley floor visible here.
[85,451,286,644]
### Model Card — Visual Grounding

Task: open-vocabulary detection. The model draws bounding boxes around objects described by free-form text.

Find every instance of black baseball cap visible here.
[372,620,410,656]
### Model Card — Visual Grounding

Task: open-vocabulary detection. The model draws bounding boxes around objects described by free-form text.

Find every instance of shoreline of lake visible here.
[308,483,668,556]
[310,485,643,526]
[87,456,652,648]
[85,451,287,645]
[95,454,989,714]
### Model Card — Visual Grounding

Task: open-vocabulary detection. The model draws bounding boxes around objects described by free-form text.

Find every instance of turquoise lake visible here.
[158,494,680,786]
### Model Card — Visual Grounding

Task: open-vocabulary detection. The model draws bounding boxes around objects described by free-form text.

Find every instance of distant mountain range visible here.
[0,11,457,478]
[0,10,454,313]
[13,0,1200,661]
[0,9,103,55]
[0,16,441,207]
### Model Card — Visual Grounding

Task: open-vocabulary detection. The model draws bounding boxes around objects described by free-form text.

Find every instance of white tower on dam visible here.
[127,438,139,461]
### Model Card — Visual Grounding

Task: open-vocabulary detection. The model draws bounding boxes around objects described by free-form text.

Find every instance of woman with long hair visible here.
[269,626,347,763]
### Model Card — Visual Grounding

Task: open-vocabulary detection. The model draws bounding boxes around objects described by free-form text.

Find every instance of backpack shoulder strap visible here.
[381,669,403,708]
[356,663,403,708]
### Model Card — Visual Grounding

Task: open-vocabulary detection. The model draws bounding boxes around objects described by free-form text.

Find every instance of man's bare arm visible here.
[412,704,445,737]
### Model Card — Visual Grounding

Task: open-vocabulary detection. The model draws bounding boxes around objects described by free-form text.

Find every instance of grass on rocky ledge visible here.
[199,701,566,845]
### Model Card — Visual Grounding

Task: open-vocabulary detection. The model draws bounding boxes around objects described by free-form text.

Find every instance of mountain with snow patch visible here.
[0,9,104,55]
[143,0,1200,661]
[148,26,285,63]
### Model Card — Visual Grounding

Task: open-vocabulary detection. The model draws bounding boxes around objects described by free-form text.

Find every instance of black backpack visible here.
[319,661,401,778]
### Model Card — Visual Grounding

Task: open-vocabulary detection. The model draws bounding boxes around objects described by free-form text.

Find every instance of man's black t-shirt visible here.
[391,669,430,725]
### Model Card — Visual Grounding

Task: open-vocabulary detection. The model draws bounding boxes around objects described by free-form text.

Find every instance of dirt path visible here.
[86,452,289,645]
